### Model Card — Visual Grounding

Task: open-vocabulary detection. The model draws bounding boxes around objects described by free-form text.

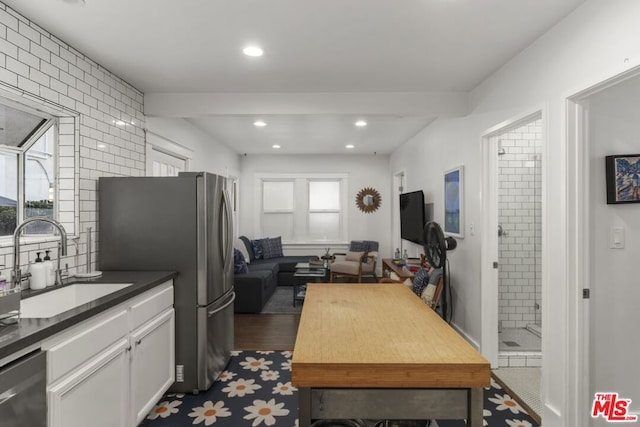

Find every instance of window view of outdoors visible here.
[24,127,56,235]
[0,100,56,237]
[0,150,18,236]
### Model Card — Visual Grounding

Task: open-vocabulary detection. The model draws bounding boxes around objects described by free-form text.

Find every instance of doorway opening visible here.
[496,115,543,354]
[481,110,544,420]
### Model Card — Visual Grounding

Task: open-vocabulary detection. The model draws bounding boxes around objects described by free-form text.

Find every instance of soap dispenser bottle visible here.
[31,252,47,290]
[43,250,55,287]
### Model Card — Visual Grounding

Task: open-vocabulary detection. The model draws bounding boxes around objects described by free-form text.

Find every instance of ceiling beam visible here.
[144,92,469,118]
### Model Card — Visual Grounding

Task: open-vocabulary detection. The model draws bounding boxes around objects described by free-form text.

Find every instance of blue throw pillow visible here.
[349,241,367,252]
[239,236,255,261]
[233,249,249,274]
[252,238,266,260]
[262,236,284,259]
[412,267,430,297]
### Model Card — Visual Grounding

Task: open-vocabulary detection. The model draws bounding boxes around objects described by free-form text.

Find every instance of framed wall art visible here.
[605,154,640,204]
[444,165,464,238]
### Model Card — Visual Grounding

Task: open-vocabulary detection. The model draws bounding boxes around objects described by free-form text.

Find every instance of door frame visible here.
[480,109,544,368]
[564,63,640,427]
[392,170,406,254]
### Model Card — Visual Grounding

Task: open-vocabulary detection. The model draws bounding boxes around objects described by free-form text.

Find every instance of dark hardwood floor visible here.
[234,313,301,351]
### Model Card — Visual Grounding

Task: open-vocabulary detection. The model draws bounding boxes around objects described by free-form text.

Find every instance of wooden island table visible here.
[292,283,490,426]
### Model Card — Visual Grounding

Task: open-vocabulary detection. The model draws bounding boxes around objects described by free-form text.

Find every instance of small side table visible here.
[293,263,328,306]
[382,258,414,281]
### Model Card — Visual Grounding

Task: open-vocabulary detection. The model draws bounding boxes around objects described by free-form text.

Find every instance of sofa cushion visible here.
[259,256,314,272]
[248,259,280,275]
[262,236,284,259]
[234,238,251,264]
[233,269,277,313]
[233,249,249,274]
[330,261,361,275]
[345,251,364,262]
[252,238,267,260]
[239,236,255,261]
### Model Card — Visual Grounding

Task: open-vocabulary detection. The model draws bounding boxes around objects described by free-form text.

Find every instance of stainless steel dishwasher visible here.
[0,349,47,426]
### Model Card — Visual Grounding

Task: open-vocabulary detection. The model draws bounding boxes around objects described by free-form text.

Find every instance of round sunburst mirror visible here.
[356,187,381,213]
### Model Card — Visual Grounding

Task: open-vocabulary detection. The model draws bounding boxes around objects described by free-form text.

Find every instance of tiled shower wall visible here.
[498,119,542,330]
[0,3,145,285]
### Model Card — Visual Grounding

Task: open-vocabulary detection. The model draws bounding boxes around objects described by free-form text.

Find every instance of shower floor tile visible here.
[499,327,541,352]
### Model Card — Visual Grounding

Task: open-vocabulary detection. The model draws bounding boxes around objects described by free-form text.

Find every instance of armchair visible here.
[329,240,379,283]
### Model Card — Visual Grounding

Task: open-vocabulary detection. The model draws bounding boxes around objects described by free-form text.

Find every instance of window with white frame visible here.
[259,174,347,243]
[146,131,191,177]
[0,101,57,237]
[150,148,186,177]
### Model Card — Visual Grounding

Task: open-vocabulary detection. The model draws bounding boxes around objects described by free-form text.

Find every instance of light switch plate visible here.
[610,227,625,249]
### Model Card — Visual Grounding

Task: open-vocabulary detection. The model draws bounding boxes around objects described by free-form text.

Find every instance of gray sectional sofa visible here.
[233,236,318,313]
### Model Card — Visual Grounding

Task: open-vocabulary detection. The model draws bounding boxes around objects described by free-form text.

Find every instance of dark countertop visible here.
[0,270,177,361]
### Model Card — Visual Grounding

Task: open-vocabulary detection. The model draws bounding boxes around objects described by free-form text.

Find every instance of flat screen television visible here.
[400,191,426,244]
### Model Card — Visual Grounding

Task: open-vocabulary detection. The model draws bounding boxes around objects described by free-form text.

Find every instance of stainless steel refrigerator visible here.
[98,172,234,393]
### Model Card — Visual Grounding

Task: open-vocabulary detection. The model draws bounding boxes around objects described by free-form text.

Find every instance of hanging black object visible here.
[422,221,456,321]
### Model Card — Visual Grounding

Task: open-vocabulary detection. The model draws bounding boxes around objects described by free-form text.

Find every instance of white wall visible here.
[145,117,240,178]
[391,1,640,425]
[0,3,145,279]
[239,154,391,261]
[587,80,640,427]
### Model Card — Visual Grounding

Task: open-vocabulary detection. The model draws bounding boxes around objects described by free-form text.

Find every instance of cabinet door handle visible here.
[126,345,132,352]
[135,339,142,345]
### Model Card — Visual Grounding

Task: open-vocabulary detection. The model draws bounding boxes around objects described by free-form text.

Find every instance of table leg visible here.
[298,387,311,427]
[468,387,484,427]
[293,284,297,306]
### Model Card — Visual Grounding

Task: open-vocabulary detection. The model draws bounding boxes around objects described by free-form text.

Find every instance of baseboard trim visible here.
[450,321,481,351]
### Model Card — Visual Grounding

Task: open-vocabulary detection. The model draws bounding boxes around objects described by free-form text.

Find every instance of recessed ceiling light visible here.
[345,144,355,149]
[355,120,367,127]
[272,144,281,149]
[254,120,267,127]
[243,46,264,57]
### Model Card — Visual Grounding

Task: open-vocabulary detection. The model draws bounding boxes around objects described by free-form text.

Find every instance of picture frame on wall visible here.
[605,154,640,204]
[444,165,464,238]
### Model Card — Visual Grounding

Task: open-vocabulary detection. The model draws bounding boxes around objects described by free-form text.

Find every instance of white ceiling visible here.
[3,0,585,154]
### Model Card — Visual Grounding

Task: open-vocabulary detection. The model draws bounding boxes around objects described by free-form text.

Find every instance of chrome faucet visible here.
[12,217,68,289]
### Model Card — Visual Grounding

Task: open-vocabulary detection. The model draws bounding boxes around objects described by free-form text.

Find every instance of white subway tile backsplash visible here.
[1,3,144,278]
[6,27,28,50]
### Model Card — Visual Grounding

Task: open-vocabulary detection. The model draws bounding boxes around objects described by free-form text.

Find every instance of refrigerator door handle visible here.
[207,292,236,317]
[220,188,233,271]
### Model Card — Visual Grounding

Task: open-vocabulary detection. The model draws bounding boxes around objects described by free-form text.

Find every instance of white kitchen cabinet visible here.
[43,280,174,427]
[48,339,130,427]
[130,308,175,425]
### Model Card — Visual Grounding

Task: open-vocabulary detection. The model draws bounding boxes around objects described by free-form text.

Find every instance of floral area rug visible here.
[435,376,540,427]
[141,350,297,427]
[142,351,540,427]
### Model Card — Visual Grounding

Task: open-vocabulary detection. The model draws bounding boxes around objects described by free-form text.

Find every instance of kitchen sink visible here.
[20,283,134,318]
